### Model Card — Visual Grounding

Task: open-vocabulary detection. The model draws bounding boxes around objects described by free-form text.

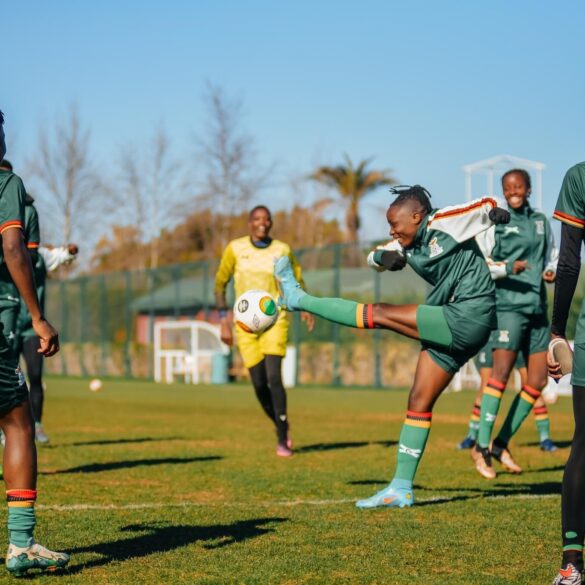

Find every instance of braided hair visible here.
[501,168,531,191]
[389,184,433,215]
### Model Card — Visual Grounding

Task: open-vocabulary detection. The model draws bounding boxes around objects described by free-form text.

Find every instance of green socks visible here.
[393,411,432,487]
[496,384,541,445]
[533,405,550,442]
[7,489,37,547]
[299,296,374,329]
[477,378,505,448]
[466,399,481,441]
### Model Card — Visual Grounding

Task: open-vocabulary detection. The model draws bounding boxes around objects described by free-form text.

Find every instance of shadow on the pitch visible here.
[64,518,287,574]
[296,440,397,454]
[520,440,572,449]
[527,465,566,473]
[41,456,222,475]
[62,436,187,448]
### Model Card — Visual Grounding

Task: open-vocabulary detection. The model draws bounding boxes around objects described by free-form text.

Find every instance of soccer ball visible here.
[234,290,279,334]
[89,378,103,392]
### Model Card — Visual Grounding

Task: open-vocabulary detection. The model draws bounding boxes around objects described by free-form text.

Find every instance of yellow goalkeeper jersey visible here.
[215,237,304,301]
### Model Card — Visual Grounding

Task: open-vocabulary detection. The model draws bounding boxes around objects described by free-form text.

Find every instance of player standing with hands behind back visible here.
[0,111,69,576]
[215,206,314,457]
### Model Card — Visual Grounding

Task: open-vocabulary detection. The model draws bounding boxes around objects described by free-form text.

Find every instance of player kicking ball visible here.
[0,112,69,575]
[274,185,510,508]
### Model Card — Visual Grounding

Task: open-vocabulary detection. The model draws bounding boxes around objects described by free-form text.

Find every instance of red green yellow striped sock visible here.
[477,378,505,448]
[533,405,551,442]
[7,489,37,547]
[496,384,542,445]
[298,295,375,329]
[393,411,432,486]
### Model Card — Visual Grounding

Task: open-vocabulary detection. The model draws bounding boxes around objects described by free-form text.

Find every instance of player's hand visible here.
[543,269,556,283]
[378,250,407,271]
[301,312,315,332]
[512,260,528,274]
[32,317,60,357]
[547,341,563,381]
[220,320,233,346]
[489,208,511,224]
[68,243,79,256]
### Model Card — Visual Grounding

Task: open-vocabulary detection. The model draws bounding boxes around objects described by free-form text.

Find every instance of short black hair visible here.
[249,205,271,220]
[389,185,433,215]
[0,159,13,171]
[502,168,531,191]
[0,110,4,125]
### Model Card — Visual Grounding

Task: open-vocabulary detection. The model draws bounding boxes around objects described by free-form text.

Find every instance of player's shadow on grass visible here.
[520,440,572,449]
[64,518,287,574]
[62,436,187,448]
[41,456,222,475]
[295,440,396,454]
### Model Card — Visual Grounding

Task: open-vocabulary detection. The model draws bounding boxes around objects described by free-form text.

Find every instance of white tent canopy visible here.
[463,154,545,210]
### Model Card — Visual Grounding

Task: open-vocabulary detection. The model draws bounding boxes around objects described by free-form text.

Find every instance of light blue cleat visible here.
[355,484,414,509]
[274,256,306,310]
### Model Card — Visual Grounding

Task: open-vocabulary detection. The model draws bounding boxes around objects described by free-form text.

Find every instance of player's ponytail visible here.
[389,185,433,215]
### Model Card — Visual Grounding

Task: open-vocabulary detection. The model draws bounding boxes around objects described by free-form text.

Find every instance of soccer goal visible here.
[154,320,229,384]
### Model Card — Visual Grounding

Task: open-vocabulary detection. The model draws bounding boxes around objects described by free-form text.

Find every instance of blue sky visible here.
[4,0,585,241]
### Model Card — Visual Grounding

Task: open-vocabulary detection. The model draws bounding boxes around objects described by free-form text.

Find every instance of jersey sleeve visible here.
[214,242,236,294]
[553,164,585,228]
[39,246,75,271]
[288,249,306,290]
[427,197,498,243]
[475,225,508,280]
[25,206,40,249]
[0,175,25,234]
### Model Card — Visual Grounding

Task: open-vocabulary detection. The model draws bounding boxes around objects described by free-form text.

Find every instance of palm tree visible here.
[309,156,396,244]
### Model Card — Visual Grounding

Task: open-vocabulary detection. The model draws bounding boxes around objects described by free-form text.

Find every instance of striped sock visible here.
[496,384,542,445]
[563,531,584,573]
[477,378,506,448]
[392,411,432,489]
[298,296,375,329]
[533,405,550,442]
[7,489,37,548]
[467,400,481,441]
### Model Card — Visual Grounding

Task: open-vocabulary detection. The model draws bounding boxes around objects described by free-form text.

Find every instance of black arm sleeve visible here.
[551,223,585,337]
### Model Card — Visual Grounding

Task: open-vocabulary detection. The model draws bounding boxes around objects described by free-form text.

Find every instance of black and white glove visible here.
[489,208,511,225]
[367,241,406,272]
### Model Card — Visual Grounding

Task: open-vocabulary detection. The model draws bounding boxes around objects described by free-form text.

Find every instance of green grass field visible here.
[12,377,572,584]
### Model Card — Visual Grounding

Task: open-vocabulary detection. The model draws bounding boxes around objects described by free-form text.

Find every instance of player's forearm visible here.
[4,237,42,320]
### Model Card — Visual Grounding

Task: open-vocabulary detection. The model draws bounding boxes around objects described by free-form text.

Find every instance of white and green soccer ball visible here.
[234,290,279,334]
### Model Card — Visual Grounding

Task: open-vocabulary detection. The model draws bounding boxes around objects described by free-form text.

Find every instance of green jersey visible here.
[404,198,498,329]
[477,203,557,315]
[553,161,585,342]
[0,170,25,308]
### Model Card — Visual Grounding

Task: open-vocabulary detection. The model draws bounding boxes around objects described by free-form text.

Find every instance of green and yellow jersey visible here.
[0,170,26,308]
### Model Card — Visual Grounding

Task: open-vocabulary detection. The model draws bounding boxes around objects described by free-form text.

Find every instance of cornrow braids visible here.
[389,184,433,214]
[502,168,531,191]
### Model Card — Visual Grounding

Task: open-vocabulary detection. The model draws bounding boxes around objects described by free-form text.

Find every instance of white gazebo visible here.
[463,154,545,210]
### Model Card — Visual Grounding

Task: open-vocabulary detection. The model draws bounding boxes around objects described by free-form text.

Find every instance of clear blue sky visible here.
[4,0,585,241]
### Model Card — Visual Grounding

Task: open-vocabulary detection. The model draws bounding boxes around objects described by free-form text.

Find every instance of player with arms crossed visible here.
[215,205,314,457]
[548,162,585,585]
[472,169,557,478]
[274,185,510,507]
[0,111,69,575]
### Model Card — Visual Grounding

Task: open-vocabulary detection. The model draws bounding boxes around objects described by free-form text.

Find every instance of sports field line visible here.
[38,493,558,512]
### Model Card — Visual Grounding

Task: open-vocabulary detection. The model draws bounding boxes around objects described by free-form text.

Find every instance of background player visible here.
[215,205,314,457]
[275,185,510,507]
[548,161,585,585]
[473,169,557,478]
[0,111,69,575]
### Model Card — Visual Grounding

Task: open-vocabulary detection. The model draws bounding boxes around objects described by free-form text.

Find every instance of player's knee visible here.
[527,376,547,393]
[407,387,433,412]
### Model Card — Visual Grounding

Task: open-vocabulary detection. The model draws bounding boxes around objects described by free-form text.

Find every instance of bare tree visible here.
[27,105,103,245]
[118,126,183,269]
[195,83,270,246]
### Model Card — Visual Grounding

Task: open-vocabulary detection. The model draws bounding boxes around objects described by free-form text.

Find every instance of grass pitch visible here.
[15,377,571,584]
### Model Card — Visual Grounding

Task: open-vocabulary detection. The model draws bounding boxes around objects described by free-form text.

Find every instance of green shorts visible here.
[417,304,494,375]
[491,311,550,357]
[0,307,28,415]
[572,343,585,387]
[473,337,526,370]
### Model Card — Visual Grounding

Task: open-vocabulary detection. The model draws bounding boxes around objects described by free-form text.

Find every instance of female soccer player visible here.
[274,185,510,507]
[548,161,585,585]
[472,169,557,478]
[215,205,314,457]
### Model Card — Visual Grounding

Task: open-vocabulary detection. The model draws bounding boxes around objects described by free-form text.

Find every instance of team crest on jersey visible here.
[535,220,545,235]
[504,226,520,235]
[498,330,510,343]
[428,238,444,258]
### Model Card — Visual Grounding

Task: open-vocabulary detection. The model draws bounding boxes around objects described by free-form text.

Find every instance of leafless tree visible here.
[195,83,270,246]
[118,126,183,269]
[27,105,103,245]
